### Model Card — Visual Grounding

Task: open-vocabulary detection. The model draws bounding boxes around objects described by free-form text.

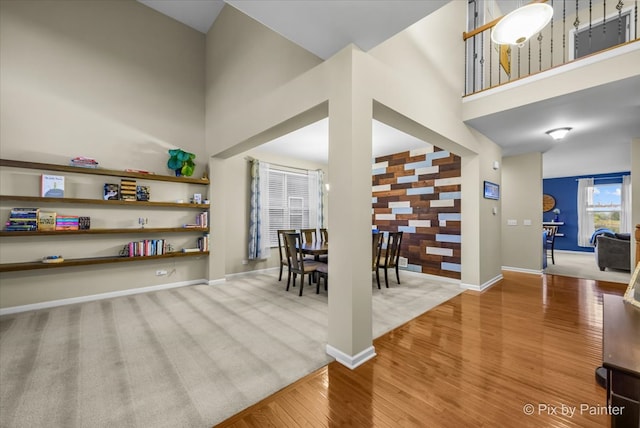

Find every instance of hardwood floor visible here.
[215,272,627,427]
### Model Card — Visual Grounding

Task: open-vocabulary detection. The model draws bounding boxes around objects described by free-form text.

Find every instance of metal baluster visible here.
[617,0,625,45]
[538,33,543,71]
[574,0,580,59]
[589,0,593,49]
[604,0,607,37]
[528,39,531,75]
[551,0,554,67]
[517,45,520,78]
[480,35,484,91]
[464,39,468,95]
[489,36,493,88]
[636,0,638,39]
[563,0,567,61]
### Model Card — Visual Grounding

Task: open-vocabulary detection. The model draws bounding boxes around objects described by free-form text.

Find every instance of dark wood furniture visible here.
[543,225,558,265]
[276,229,295,281]
[377,231,403,288]
[299,242,328,257]
[603,294,640,427]
[284,233,323,296]
[372,232,383,289]
[0,158,209,272]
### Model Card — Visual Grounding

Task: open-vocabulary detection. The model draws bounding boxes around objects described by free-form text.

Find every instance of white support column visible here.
[208,156,227,285]
[326,47,375,368]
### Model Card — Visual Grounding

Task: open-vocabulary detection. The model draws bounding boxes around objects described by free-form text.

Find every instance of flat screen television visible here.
[484,181,499,200]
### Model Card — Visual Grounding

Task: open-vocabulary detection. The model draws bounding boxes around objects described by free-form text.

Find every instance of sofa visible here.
[595,233,631,272]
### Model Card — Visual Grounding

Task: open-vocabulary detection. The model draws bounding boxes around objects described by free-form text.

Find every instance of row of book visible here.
[184,211,208,228]
[4,208,91,231]
[70,157,99,169]
[127,239,168,257]
[5,208,38,231]
[196,233,210,252]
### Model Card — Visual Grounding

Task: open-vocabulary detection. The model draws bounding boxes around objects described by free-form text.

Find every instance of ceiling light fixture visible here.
[545,127,573,140]
[491,3,554,47]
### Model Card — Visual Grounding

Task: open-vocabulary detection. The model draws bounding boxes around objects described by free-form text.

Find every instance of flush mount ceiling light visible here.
[491,3,554,47]
[546,127,573,140]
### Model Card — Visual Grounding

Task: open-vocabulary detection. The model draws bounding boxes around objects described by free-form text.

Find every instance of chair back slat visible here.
[284,232,304,272]
[277,229,295,263]
[320,228,328,243]
[383,231,403,268]
[372,233,383,270]
[300,228,316,244]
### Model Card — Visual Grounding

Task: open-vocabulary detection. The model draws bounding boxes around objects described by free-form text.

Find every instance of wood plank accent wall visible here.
[372,146,461,279]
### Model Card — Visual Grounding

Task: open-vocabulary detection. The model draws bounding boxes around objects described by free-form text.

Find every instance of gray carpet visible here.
[545,250,631,284]
[0,269,462,428]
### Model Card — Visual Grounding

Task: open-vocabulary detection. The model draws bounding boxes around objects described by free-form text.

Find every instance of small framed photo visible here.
[193,193,202,204]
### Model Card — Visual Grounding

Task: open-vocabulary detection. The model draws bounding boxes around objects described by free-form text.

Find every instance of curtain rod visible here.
[575,174,630,181]
[244,156,319,173]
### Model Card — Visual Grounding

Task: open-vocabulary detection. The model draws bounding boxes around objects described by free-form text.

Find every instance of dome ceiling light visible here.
[491,3,554,47]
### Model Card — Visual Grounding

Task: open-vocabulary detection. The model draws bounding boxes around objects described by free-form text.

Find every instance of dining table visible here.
[299,242,328,259]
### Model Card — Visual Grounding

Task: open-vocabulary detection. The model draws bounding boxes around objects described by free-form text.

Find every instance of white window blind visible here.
[267,169,311,246]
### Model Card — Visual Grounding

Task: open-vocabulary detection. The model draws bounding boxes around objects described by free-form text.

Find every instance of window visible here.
[587,183,622,232]
[267,169,311,246]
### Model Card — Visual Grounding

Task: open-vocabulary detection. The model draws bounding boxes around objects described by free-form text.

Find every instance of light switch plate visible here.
[523,219,532,226]
[507,219,518,226]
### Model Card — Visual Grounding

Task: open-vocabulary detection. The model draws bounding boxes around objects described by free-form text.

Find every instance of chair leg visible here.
[316,276,320,294]
[551,244,555,264]
[279,264,283,281]
[286,271,292,291]
[384,267,389,288]
[376,269,381,289]
[395,265,400,284]
[299,275,304,296]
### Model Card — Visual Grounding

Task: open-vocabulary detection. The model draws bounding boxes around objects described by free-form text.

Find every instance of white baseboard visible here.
[208,278,226,286]
[400,270,461,285]
[225,267,279,279]
[461,273,504,292]
[0,279,207,316]
[501,266,543,275]
[554,249,594,254]
[326,344,376,370]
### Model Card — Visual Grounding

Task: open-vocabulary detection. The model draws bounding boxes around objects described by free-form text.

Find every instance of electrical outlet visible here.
[398,257,408,268]
[156,270,167,276]
[242,259,248,265]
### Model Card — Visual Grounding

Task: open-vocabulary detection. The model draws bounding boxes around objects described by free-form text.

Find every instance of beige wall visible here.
[501,153,544,272]
[0,0,206,308]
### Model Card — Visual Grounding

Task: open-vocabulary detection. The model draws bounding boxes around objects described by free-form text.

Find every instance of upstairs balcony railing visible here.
[463,0,639,96]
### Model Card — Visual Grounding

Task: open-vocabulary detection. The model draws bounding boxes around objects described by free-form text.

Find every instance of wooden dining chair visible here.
[372,232,383,289]
[300,228,316,244]
[315,262,328,294]
[284,232,322,296]
[543,225,558,265]
[319,228,328,243]
[377,231,403,288]
[277,229,295,281]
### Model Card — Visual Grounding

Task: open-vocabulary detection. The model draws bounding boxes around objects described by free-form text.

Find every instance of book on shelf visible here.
[38,212,57,231]
[197,233,209,252]
[70,157,99,168]
[136,185,150,201]
[182,248,201,253]
[78,216,91,230]
[120,179,137,201]
[41,175,64,197]
[126,239,166,257]
[55,215,79,231]
[103,183,120,200]
[4,208,39,231]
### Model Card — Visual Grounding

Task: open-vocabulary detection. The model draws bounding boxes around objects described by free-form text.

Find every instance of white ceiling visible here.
[137,0,638,178]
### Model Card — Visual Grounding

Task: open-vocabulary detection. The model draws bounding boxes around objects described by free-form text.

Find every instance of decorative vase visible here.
[175,168,182,177]
[554,214,559,222]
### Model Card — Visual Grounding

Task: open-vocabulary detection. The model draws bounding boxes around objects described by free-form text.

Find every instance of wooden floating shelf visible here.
[0,195,209,209]
[0,227,209,236]
[0,159,209,185]
[0,251,209,273]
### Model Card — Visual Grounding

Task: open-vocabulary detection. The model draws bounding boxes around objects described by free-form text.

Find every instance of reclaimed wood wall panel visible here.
[372,146,461,279]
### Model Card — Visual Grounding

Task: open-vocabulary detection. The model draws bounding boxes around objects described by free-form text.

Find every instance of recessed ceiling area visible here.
[251,119,428,164]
